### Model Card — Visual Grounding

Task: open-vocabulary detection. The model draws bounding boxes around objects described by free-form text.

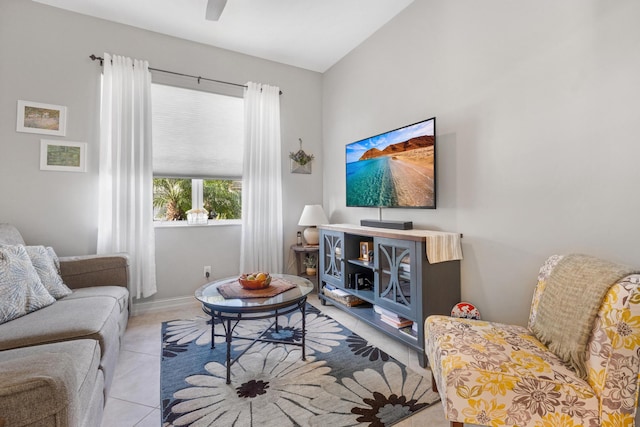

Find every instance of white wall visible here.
[322,0,640,325]
[4,0,639,319]
[0,0,323,305]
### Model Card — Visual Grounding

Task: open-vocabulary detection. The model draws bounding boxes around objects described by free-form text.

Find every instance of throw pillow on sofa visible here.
[47,246,60,272]
[0,245,55,324]
[25,245,72,299]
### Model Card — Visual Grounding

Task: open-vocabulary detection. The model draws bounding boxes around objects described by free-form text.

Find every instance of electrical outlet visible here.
[204,266,211,278]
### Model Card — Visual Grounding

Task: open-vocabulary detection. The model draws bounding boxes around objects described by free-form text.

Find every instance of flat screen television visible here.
[346,117,436,209]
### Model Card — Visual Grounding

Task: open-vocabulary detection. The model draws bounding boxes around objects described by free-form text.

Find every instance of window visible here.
[152,178,241,220]
[151,83,244,221]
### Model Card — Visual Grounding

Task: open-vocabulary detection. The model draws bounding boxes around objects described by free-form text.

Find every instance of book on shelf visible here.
[380,314,413,328]
[373,305,406,322]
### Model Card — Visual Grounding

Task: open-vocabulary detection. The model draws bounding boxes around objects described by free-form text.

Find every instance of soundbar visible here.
[360,219,413,230]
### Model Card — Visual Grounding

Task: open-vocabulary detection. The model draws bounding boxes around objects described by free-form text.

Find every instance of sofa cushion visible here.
[0,339,102,427]
[25,245,72,299]
[59,254,129,289]
[0,292,123,395]
[62,285,128,314]
[0,294,119,351]
[62,286,130,356]
[0,245,55,324]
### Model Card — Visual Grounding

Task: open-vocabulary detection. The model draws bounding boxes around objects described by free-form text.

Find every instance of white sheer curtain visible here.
[97,53,157,298]
[240,82,283,273]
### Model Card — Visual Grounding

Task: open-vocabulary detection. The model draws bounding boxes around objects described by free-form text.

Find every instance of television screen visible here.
[346,117,436,209]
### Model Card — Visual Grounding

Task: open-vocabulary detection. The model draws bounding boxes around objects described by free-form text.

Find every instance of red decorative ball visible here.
[451,302,481,320]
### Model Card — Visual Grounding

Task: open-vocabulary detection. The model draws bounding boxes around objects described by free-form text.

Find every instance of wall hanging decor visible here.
[289,138,314,174]
[40,139,87,172]
[17,100,67,136]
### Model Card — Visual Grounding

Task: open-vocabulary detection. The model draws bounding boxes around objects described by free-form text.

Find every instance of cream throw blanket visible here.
[421,231,463,264]
[531,254,638,379]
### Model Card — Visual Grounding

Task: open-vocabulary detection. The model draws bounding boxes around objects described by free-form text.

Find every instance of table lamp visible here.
[297,204,328,245]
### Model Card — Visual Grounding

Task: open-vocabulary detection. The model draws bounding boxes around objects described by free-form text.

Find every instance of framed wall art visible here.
[17,100,67,136]
[40,140,87,172]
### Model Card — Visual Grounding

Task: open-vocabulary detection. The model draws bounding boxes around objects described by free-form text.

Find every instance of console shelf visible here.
[319,224,461,367]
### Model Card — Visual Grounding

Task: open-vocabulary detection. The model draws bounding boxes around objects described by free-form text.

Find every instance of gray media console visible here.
[318,224,461,367]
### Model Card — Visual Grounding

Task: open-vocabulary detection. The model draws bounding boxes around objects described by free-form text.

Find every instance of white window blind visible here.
[152,83,244,179]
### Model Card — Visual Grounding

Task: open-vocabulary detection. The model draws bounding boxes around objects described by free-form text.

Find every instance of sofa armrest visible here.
[59,253,129,289]
[0,354,76,426]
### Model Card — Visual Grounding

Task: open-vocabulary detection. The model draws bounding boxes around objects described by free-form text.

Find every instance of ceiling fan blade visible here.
[206,0,227,21]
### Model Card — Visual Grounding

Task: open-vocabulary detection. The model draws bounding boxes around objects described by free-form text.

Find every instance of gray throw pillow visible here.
[47,246,60,272]
[0,245,56,324]
[25,245,72,299]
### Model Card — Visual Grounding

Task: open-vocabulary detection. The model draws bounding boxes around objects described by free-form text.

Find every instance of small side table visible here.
[290,244,319,290]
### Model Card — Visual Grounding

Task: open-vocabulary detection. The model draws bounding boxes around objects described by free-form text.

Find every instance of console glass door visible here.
[375,238,415,318]
[321,230,344,287]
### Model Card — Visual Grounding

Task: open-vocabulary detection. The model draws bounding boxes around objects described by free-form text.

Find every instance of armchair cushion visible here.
[426,315,600,425]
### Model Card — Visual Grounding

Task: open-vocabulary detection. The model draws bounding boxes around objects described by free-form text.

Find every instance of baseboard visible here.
[131,295,198,316]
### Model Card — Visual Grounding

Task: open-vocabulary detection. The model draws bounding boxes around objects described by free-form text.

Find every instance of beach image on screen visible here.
[346,119,435,208]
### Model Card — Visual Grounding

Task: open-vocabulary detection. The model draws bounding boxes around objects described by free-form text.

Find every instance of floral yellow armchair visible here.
[425,255,640,427]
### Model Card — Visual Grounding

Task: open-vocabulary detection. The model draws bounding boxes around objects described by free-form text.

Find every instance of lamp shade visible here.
[298,205,328,226]
[298,205,328,245]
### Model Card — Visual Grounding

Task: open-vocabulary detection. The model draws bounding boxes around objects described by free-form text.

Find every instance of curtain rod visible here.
[89,54,283,95]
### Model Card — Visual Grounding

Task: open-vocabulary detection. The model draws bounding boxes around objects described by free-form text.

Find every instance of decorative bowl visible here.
[238,273,272,290]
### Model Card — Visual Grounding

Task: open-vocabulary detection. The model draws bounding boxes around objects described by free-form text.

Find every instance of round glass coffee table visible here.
[195,274,314,384]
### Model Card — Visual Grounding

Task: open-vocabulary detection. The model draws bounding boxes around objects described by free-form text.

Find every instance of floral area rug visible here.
[161,303,439,426]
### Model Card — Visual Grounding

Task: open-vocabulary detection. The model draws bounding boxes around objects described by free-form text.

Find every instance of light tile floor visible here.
[100,294,461,427]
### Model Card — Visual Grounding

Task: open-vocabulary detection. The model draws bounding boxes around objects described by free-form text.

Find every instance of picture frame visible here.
[40,140,87,172]
[17,100,67,136]
[359,241,373,261]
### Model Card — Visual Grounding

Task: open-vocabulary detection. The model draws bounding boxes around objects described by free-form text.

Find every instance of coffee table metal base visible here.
[202,298,307,384]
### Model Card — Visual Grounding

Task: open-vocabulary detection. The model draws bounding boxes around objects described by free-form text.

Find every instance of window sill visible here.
[154,219,241,228]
